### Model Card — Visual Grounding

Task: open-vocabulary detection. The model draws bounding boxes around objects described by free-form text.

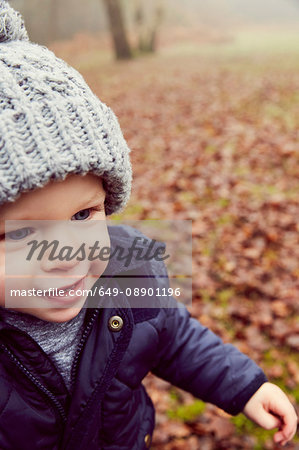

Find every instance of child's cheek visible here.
[87,221,111,279]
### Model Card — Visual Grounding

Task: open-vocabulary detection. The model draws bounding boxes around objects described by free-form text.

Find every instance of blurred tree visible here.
[133,0,164,53]
[102,0,132,59]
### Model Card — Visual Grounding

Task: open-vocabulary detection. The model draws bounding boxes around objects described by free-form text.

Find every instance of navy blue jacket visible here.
[0,225,267,449]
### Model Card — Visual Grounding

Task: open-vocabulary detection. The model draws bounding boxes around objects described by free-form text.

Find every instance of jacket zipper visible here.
[0,307,100,430]
[70,308,100,392]
[0,344,67,423]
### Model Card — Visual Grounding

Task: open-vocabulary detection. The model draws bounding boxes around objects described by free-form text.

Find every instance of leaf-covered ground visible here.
[51,29,299,449]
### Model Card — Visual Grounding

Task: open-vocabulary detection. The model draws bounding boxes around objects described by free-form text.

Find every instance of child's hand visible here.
[243,382,298,446]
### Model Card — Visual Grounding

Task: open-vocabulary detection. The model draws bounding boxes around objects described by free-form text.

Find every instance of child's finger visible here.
[274,430,288,445]
[256,407,282,430]
[271,405,298,441]
[272,410,298,445]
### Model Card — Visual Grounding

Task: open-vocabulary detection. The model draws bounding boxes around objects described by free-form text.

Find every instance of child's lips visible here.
[43,276,87,303]
[39,276,87,293]
[47,277,86,293]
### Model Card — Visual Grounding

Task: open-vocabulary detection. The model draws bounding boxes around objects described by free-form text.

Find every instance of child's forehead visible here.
[0,174,105,223]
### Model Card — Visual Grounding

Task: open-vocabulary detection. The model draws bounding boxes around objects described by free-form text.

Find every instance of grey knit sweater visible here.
[0,306,86,392]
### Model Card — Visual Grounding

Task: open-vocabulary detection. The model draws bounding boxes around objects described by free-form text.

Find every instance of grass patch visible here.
[167,398,206,422]
[217,288,235,307]
[216,213,234,225]
[231,414,275,449]
[217,198,230,208]
[160,29,299,57]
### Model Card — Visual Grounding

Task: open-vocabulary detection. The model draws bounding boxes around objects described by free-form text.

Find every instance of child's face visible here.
[0,173,110,322]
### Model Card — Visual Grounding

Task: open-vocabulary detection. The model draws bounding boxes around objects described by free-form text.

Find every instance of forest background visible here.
[11,0,299,448]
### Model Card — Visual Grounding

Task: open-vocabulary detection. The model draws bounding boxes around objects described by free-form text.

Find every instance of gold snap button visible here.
[108,315,123,332]
[144,433,151,448]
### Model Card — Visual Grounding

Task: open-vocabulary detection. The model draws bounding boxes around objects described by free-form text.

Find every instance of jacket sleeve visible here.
[149,264,268,415]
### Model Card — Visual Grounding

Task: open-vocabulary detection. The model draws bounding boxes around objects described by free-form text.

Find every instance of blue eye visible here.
[72,208,91,221]
[6,227,33,241]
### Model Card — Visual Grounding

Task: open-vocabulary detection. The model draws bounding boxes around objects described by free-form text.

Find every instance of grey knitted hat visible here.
[0,0,132,215]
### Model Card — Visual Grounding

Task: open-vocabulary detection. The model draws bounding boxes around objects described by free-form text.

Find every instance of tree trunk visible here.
[133,0,163,54]
[102,0,132,60]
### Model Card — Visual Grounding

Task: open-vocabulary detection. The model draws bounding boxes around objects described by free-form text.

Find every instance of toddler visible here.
[0,2,297,449]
